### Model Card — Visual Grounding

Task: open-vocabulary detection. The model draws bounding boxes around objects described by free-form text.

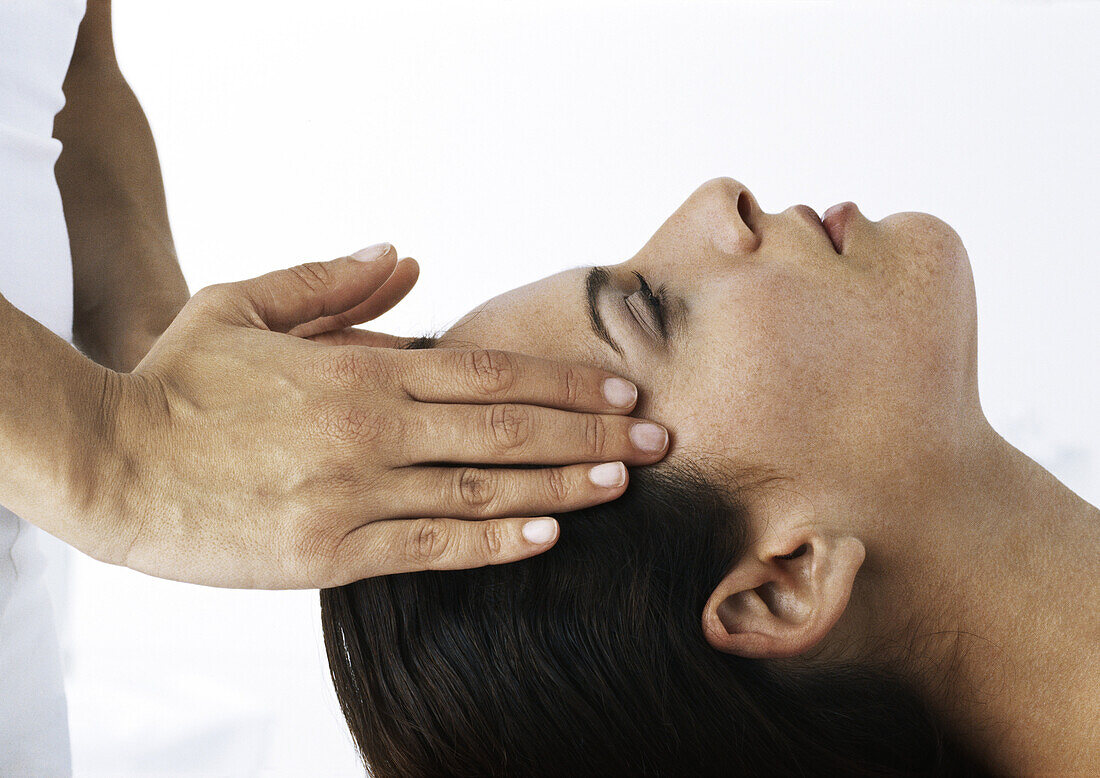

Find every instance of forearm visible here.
[53,0,188,372]
[0,293,116,555]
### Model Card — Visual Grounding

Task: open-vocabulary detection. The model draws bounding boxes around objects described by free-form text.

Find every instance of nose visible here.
[693,177,762,256]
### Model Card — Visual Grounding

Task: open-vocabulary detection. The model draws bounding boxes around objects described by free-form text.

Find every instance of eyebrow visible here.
[585,267,624,357]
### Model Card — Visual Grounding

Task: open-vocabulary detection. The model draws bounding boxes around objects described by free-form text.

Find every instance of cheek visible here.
[655,284,862,460]
[656,248,978,469]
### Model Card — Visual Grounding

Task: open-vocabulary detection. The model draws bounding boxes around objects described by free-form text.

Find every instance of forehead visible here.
[444,268,611,368]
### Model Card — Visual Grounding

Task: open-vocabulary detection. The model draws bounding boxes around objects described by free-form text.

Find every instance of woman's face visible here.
[443,177,986,509]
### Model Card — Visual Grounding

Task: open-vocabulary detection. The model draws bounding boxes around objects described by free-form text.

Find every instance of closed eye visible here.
[626,271,668,341]
[584,266,677,357]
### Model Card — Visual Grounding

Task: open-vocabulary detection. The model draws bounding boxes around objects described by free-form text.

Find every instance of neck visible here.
[865,427,1100,775]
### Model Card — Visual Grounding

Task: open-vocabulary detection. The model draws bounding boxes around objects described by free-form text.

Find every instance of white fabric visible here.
[1,0,87,774]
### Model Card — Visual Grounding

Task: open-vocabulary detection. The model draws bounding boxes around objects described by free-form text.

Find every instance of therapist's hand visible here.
[89,244,668,589]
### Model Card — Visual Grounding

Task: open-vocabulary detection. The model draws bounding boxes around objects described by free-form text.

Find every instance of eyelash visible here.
[627,271,668,339]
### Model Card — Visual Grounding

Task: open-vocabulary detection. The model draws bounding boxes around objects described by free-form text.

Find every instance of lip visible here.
[792,204,834,248]
[821,202,856,253]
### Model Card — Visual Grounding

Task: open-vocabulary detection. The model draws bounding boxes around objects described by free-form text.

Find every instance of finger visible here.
[289,257,419,338]
[387,461,629,520]
[229,243,398,332]
[308,328,415,348]
[393,347,641,413]
[404,401,668,466]
[328,516,559,581]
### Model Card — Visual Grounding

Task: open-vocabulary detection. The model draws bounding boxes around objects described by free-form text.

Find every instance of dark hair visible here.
[321,463,989,777]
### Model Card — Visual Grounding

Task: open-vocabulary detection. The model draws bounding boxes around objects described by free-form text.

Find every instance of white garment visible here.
[1,0,87,775]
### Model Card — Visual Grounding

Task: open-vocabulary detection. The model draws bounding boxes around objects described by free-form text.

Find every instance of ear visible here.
[702,533,866,659]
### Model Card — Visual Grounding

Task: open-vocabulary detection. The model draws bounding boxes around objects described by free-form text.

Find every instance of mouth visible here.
[792,204,839,254]
[821,202,856,254]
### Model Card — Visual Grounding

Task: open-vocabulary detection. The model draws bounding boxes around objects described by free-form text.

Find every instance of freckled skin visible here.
[437,177,1100,774]
[444,177,988,509]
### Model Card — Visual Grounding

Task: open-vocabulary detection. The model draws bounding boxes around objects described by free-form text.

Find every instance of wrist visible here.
[69,367,175,566]
[56,358,132,561]
[0,293,146,562]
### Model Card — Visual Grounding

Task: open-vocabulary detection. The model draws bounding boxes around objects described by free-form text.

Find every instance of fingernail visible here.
[602,377,638,408]
[351,243,391,262]
[589,461,626,488]
[630,422,668,453]
[522,518,558,545]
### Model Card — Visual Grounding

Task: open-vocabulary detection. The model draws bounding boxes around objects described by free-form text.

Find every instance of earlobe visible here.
[702,535,866,659]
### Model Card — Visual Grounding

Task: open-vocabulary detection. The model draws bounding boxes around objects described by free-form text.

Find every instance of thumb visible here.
[232,243,399,333]
[288,256,420,339]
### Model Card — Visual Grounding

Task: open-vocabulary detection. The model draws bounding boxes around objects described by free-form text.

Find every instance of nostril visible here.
[776,543,809,561]
[736,190,754,231]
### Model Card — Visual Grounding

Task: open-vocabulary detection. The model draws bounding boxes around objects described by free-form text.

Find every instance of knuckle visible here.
[325,460,365,497]
[462,349,517,396]
[482,522,505,559]
[407,519,450,564]
[289,261,334,294]
[584,414,609,458]
[191,283,229,308]
[190,285,214,306]
[544,467,570,503]
[184,283,246,326]
[317,349,386,390]
[454,467,496,513]
[561,367,583,407]
[291,521,340,588]
[313,401,388,446]
[487,403,532,451]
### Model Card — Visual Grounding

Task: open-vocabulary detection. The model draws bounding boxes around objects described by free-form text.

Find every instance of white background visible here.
[43,1,1098,775]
